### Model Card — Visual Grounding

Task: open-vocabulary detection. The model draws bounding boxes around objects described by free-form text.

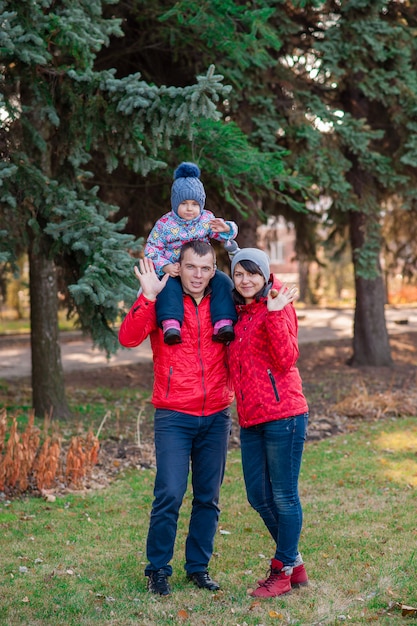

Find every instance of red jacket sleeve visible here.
[118,293,157,347]
[265,304,300,373]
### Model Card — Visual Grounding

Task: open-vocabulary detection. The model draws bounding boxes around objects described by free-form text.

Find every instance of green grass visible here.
[0,380,154,444]
[0,310,78,336]
[1,415,417,624]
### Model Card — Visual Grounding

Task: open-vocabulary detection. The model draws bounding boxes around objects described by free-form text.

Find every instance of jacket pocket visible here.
[267,369,280,402]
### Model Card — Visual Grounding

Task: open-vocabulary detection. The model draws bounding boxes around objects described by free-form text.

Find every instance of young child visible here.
[145,162,238,344]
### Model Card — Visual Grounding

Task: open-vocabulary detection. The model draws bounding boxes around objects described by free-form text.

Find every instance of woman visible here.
[228,248,309,598]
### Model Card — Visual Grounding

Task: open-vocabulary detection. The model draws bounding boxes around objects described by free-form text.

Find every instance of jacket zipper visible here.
[166,366,173,398]
[267,369,280,402]
[196,304,207,415]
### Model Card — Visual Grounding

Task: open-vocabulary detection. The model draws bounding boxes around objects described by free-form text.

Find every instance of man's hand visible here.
[162,262,180,277]
[267,283,298,312]
[134,257,169,301]
[209,218,230,233]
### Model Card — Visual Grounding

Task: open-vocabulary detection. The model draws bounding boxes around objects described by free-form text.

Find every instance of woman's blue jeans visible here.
[145,408,231,577]
[240,413,308,566]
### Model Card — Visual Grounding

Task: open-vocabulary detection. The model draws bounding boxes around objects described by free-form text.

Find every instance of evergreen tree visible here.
[93,0,312,249]
[107,0,417,366]
[0,0,232,416]
[299,0,417,365]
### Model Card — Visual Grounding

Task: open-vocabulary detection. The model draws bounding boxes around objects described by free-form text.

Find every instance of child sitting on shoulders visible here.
[145,162,238,344]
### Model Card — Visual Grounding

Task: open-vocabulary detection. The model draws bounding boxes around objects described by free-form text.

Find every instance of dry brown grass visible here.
[331,381,417,419]
[0,408,100,495]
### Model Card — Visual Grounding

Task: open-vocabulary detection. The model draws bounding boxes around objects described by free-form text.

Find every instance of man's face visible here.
[179,249,216,300]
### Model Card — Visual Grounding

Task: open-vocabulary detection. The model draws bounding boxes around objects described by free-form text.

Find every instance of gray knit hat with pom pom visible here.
[171,162,206,215]
[231,248,271,283]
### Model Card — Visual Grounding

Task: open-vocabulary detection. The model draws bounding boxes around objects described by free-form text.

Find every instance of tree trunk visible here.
[235,210,259,247]
[29,237,71,418]
[20,79,71,418]
[348,211,392,367]
[297,257,317,304]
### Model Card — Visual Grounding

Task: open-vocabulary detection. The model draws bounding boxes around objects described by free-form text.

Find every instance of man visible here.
[119,240,234,596]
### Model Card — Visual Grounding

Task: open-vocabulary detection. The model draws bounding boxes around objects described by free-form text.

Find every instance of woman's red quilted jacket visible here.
[228,278,308,428]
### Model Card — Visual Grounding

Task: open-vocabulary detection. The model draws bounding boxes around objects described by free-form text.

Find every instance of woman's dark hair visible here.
[232,259,270,305]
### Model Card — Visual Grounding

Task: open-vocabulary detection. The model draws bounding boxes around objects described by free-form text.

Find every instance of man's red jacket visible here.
[119,292,234,416]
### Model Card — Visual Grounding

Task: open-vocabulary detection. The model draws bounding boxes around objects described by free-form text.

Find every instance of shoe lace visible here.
[262,567,283,589]
[200,572,210,580]
[153,570,169,589]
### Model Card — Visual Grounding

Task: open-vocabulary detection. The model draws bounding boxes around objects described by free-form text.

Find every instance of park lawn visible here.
[0,311,77,336]
[1,414,417,625]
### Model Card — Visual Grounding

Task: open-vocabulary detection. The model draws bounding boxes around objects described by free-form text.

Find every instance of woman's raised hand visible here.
[267,283,298,311]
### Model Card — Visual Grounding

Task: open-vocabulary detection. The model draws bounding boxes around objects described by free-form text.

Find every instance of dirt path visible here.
[1,306,417,379]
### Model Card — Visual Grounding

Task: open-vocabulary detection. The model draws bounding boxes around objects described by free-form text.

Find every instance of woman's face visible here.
[233,262,266,303]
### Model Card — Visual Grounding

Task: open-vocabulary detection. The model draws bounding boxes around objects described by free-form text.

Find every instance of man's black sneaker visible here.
[187,571,220,591]
[147,569,171,595]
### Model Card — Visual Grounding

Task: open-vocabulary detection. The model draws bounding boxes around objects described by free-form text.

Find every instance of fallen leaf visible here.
[177,609,188,619]
[269,609,284,618]
[249,600,262,610]
[402,604,417,617]
[22,596,29,603]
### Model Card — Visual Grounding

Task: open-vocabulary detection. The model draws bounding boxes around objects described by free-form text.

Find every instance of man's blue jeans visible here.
[145,408,232,577]
[240,413,308,566]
